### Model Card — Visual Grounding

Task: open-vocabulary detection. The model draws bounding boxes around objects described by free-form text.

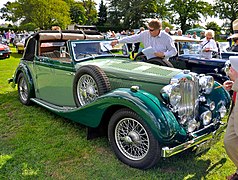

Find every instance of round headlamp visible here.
[199,75,214,94]
[200,110,212,126]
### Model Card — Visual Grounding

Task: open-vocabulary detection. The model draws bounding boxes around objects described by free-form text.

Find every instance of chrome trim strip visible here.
[161,122,227,157]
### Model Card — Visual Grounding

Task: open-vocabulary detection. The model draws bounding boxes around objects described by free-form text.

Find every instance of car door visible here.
[34,51,76,107]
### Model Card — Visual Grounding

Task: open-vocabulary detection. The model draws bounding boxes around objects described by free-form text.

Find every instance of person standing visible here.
[227,19,238,52]
[223,56,238,180]
[111,19,177,66]
[200,30,218,59]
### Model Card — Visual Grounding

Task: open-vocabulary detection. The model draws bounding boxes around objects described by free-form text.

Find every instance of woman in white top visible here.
[200,30,218,59]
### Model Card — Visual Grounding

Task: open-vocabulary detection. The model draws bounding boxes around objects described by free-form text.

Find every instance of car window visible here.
[177,42,201,55]
[71,40,129,61]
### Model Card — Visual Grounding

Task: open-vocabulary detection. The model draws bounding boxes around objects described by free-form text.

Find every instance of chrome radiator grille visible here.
[177,77,199,121]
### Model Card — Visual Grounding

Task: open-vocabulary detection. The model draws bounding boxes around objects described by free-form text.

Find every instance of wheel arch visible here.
[13,63,35,97]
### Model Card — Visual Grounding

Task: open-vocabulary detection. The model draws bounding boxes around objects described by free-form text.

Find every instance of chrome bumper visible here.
[161,122,227,157]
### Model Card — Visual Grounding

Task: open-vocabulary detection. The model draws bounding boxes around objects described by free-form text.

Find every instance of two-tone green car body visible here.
[9,30,231,169]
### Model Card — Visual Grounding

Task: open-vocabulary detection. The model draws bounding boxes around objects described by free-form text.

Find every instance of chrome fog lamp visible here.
[219,105,227,118]
[200,110,212,126]
[187,119,198,133]
[199,75,214,94]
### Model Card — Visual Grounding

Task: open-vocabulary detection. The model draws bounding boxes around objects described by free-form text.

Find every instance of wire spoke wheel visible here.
[17,72,33,105]
[115,117,149,160]
[77,74,99,106]
[73,65,111,107]
[19,76,29,102]
[108,108,161,169]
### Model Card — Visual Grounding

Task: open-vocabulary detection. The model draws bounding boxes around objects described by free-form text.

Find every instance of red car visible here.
[0,43,11,59]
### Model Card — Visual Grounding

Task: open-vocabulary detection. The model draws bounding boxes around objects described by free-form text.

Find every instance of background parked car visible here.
[0,42,11,59]
[14,34,29,54]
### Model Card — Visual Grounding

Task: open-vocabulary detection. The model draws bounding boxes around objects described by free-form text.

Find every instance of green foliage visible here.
[0,0,71,30]
[18,23,37,32]
[107,0,166,29]
[206,21,221,36]
[168,0,214,33]
[97,0,107,26]
[82,0,98,25]
[214,0,238,32]
[69,2,88,24]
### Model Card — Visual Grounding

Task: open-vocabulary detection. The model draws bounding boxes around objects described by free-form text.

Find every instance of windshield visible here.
[71,40,129,61]
[177,41,201,55]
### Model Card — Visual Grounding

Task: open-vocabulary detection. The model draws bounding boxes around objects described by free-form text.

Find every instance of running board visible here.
[30,98,76,112]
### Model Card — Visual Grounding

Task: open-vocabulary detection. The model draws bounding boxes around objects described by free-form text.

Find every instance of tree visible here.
[69,1,87,24]
[205,21,221,37]
[214,0,238,32]
[168,0,214,33]
[97,0,107,26]
[82,0,98,25]
[0,0,71,30]
[107,0,168,30]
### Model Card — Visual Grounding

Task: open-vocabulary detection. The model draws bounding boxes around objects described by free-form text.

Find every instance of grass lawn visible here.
[0,45,236,179]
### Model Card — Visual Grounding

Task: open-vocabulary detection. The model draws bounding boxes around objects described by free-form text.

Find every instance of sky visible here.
[0,0,223,27]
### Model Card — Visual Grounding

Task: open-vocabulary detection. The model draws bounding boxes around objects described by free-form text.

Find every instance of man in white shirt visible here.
[200,30,218,59]
[111,19,177,66]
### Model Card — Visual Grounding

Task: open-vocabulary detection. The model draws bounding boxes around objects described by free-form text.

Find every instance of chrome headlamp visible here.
[199,75,214,94]
[161,83,181,111]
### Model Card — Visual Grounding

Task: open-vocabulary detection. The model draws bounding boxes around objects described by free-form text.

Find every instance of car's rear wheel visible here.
[17,72,33,105]
[73,65,111,107]
[108,108,161,169]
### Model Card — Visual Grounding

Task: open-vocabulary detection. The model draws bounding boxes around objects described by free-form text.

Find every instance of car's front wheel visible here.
[108,108,161,169]
[17,72,33,105]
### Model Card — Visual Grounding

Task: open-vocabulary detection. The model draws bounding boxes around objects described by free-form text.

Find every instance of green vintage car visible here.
[9,30,231,169]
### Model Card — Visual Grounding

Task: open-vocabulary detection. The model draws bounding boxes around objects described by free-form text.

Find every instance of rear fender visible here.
[11,62,34,94]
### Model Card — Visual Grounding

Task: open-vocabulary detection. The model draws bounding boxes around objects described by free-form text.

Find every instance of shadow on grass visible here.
[10,52,23,59]
[151,147,227,179]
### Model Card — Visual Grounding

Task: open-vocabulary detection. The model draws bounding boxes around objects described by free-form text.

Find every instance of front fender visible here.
[54,88,187,144]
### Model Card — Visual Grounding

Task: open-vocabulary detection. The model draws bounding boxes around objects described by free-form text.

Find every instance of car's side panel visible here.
[34,57,76,106]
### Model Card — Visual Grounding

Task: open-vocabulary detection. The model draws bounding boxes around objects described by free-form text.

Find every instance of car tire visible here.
[73,65,111,107]
[108,108,161,169]
[17,72,33,105]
